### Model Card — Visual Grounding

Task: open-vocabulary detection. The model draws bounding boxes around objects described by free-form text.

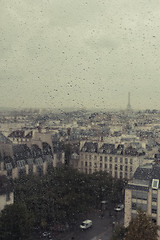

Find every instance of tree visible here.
[64,143,72,165]
[124,210,159,240]
[111,224,126,240]
[0,203,34,240]
[13,167,125,229]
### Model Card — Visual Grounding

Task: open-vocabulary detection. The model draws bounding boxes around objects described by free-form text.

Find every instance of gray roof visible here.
[129,163,160,189]
[0,132,12,144]
[81,142,98,153]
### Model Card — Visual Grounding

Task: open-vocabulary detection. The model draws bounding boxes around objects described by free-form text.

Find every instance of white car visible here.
[80,220,92,230]
[114,204,124,212]
[42,232,51,237]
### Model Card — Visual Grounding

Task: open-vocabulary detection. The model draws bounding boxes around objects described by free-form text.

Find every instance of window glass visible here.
[152,179,159,189]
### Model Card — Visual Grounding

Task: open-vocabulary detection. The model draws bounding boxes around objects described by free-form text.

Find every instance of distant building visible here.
[124,163,160,238]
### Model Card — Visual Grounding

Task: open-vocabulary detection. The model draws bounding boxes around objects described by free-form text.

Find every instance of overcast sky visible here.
[1,0,160,110]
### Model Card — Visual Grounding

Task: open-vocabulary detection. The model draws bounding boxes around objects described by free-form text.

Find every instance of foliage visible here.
[60,142,72,165]
[111,224,126,240]
[0,203,34,240]
[124,210,159,240]
[13,166,125,230]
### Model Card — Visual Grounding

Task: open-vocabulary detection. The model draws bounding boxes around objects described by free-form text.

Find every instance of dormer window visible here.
[152,179,159,190]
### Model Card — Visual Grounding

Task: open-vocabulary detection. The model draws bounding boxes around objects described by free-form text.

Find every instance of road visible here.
[59,209,124,240]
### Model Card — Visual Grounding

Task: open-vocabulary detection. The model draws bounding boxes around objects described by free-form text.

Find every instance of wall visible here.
[0,192,14,212]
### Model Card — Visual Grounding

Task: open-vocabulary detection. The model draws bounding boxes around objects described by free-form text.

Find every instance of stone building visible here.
[77,141,153,179]
[0,132,65,179]
[124,163,160,239]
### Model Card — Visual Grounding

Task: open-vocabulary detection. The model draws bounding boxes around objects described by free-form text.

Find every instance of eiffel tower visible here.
[127,92,131,112]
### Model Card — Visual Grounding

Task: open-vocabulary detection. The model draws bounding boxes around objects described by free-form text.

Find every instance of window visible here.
[85,162,87,167]
[115,157,117,162]
[17,160,26,168]
[132,190,148,200]
[152,209,157,214]
[94,163,97,168]
[115,171,117,178]
[132,202,136,210]
[100,156,102,161]
[6,163,13,170]
[105,163,107,169]
[132,202,147,212]
[89,155,91,160]
[152,193,157,202]
[105,156,107,161]
[110,157,112,162]
[130,166,132,172]
[152,179,159,189]
[125,166,128,171]
[109,164,112,170]
[152,218,157,224]
[100,163,102,168]
[81,161,83,166]
[120,165,123,171]
[152,197,157,202]
[29,164,33,174]
[125,158,128,164]
[115,164,117,170]
[120,172,123,178]
[130,158,133,164]
[94,155,97,160]
[89,162,92,167]
[120,158,123,163]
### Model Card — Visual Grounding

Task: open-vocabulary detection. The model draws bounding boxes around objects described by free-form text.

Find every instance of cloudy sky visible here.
[1,0,160,110]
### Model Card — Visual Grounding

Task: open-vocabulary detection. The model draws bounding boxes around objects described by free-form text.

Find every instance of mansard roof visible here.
[8,130,33,139]
[0,132,12,144]
[8,130,25,138]
[31,144,42,158]
[13,144,32,160]
[81,142,98,153]
[129,163,160,189]
[42,142,52,155]
[99,143,116,154]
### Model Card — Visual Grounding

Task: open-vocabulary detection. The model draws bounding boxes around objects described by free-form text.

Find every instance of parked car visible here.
[42,232,51,237]
[114,204,124,212]
[80,220,92,230]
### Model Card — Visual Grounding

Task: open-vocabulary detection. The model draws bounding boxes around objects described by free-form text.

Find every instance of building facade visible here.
[124,164,160,239]
[0,132,65,179]
[77,141,153,179]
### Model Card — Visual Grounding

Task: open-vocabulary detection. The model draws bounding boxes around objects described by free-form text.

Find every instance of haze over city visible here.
[1,0,160,110]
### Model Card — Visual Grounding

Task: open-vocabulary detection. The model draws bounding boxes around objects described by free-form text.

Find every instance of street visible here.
[58,209,124,240]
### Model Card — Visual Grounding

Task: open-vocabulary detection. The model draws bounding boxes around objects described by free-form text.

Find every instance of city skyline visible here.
[1,0,160,110]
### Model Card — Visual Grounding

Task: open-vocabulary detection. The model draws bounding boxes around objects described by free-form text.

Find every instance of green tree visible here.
[0,203,34,240]
[111,224,126,240]
[63,143,72,165]
[124,210,159,240]
[13,166,125,228]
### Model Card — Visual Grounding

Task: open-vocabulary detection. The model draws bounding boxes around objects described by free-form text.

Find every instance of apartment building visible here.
[0,131,65,179]
[124,163,160,234]
[78,141,153,179]
[0,145,65,180]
